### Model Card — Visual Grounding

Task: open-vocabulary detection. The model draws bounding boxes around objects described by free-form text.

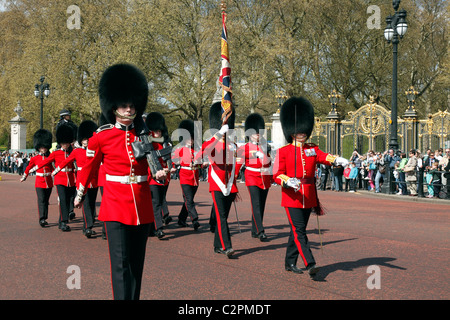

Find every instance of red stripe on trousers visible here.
[212,192,226,250]
[284,207,307,266]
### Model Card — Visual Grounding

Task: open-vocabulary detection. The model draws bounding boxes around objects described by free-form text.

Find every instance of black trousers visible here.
[82,187,99,230]
[178,184,199,223]
[211,191,236,250]
[150,184,169,230]
[35,187,52,221]
[56,185,76,223]
[104,221,151,300]
[247,186,269,236]
[284,207,315,268]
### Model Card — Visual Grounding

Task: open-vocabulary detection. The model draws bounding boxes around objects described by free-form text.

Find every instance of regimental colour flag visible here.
[219,8,232,121]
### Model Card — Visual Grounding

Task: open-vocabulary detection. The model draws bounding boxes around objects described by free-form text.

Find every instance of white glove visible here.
[334,157,349,167]
[254,151,264,159]
[20,174,27,182]
[218,124,229,135]
[286,178,301,192]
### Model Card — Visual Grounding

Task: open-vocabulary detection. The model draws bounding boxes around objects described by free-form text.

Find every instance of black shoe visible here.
[85,228,93,238]
[192,221,200,231]
[285,264,303,274]
[156,229,165,239]
[214,247,235,258]
[39,219,48,228]
[163,216,172,225]
[69,211,75,220]
[102,232,107,240]
[305,263,320,276]
[59,222,71,232]
[258,231,268,242]
[177,220,188,227]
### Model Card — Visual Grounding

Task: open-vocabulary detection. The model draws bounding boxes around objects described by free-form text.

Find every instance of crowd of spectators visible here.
[318,147,450,199]
[1,151,36,176]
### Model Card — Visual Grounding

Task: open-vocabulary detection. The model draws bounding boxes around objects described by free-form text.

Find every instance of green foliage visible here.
[0,0,448,149]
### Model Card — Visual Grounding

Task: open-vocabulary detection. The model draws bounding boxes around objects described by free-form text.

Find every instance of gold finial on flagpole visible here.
[221,0,227,12]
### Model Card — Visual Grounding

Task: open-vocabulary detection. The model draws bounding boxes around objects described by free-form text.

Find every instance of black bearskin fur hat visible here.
[77,120,98,145]
[33,129,53,151]
[244,113,265,133]
[280,96,315,143]
[209,102,235,130]
[56,123,75,144]
[177,119,194,143]
[98,63,148,124]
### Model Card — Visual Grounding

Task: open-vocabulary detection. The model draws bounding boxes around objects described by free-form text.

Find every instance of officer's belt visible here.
[180,166,199,170]
[36,172,51,177]
[106,174,148,184]
[245,167,270,173]
[61,168,73,172]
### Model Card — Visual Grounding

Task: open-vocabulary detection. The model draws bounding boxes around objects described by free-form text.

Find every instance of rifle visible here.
[131,118,172,179]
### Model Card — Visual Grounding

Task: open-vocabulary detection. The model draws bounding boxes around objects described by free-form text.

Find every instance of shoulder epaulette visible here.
[96,124,114,133]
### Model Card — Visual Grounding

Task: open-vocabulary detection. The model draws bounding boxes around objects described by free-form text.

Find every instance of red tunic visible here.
[197,135,242,194]
[77,123,154,226]
[273,143,336,208]
[56,147,98,189]
[173,146,199,186]
[38,149,76,187]
[24,153,54,189]
[237,142,273,190]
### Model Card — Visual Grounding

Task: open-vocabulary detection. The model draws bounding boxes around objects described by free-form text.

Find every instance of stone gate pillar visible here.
[8,102,29,151]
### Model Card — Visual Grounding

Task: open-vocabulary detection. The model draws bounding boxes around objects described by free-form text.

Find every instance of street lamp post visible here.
[384,0,408,154]
[34,76,50,129]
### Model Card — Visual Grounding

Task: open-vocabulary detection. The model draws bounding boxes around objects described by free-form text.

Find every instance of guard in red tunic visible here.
[74,63,167,300]
[21,129,54,228]
[32,123,77,232]
[53,120,98,238]
[237,113,272,241]
[273,96,348,277]
[145,111,175,239]
[173,119,201,230]
[196,102,242,258]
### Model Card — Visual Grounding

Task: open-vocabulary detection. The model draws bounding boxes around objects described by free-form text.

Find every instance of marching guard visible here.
[237,113,273,241]
[21,129,54,227]
[173,119,201,230]
[74,63,166,300]
[145,111,175,238]
[53,120,99,238]
[32,123,77,232]
[273,96,348,277]
[197,102,242,258]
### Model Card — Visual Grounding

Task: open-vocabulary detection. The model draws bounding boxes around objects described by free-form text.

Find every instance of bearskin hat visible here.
[177,119,194,143]
[33,129,53,151]
[244,113,265,133]
[98,63,149,124]
[145,111,169,139]
[280,96,315,143]
[77,120,98,145]
[56,123,75,144]
[209,102,235,130]
[145,112,166,132]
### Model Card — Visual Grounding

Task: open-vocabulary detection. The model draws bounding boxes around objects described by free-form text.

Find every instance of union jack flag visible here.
[219,8,232,121]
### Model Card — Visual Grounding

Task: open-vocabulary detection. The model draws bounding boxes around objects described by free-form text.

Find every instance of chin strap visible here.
[113,110,136,120]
